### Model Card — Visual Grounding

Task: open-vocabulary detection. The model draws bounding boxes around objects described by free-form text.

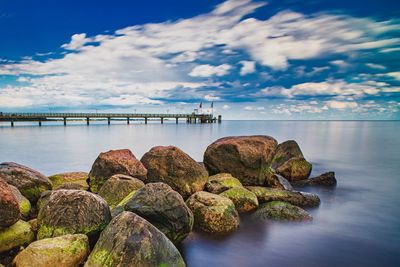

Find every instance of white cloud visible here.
[239,60,256,75]
[222,104,230,110]
[189,64,232,77]
[365,63,386,70]
[384,72,400,81]
[204,94,221,101]
[244,106,265,111]
[61,33,91,50]
[324,100,358,109]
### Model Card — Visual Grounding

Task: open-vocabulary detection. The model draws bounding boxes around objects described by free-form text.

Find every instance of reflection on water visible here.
[1,121,399,266]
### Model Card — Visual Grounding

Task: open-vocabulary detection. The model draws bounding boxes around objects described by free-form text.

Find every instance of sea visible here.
[1,120,399,267]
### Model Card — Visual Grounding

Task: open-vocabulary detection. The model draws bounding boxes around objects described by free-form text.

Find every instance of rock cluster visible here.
[0,135,336,266]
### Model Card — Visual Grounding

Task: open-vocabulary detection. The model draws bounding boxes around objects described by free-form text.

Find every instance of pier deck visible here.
[0,112,221,127]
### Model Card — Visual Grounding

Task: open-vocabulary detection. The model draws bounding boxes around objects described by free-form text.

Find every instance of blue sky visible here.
[0,0,399,120]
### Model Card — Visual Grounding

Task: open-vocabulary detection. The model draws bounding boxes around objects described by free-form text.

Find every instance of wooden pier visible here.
[0,112,220,127]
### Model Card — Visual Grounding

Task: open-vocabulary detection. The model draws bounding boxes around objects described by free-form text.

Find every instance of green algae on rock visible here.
[246,186,320,207]
[220,187,259,213]
[271,140,305,169]
[124,182,193,243]
[48,172,89,190]
[205,173,243,194]
[186,191,239,234]
[84,212,185,267]
[98,174,144,208]
[251,201,313,221]
[13,234,89,267]
[8,185,31,218]
[0,220,35,253]
[275,157,312,181]
[37,190,111,239]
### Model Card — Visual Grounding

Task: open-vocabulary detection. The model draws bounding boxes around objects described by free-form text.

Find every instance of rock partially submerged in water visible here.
[8,185,31,218]
[0,179,20,228]
[124,183,193,243]
[0,220,35,253]
[84,211,185,267]
[275,157,312,181]
[204,136,278,185]
[141,146,208,199]
[13,234,89,267]
[186,191,239,234]
[37,190,111,239]
[265,171,293,191]
[205,173,243,194]
[0,162,52,202]
[88,149,147,193]
[246,186,320,207]
[251,201,312,222]
[272,140,305,169]
[98,174,144,208]
[292,172,337,186]
[220,187,259,213]
[49,172,89,190]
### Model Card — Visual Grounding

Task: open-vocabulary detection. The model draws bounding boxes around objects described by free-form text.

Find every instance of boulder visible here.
[124,183,193,243]
[203,136,278,185]
[9,185,31,218]
[275,157,312,181]
[0,179,20,228]
[246,186,320,207]
[0,220,35,253]
[37,190,111,239]
[88,149,147,193]
[186,191,239,234]
[205,173,243,194]
[141,146,208,199]
[98,174,144,208]
[0,162,52,202]
[251,201,312,221]
[84,212,185,267]
[56,183,87,190]
[271,140,304,169]
[292,172,337,186]
[49,172,89,190]
[220,187,259,213]
[13,234,89,267]
[265,171,293,191]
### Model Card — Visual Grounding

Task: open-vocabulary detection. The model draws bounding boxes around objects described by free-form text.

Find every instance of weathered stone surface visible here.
[49,172,89,190]
[205,173,243,194]
[186,191,239,234]
[251,201,312,221]
[56,183,86,190]
[124,183,193,243]
[265,171,293,191]
[0,220,35,253]
[292,172,337,186]
[141,146,208,199]
[84,212,185,267]
[220,187,259,213]
[275,157,312,181]
[37,190,111,239]
[0,162,52,202]
[28,218,38,233]
[0,179,20,228]
[246,186,320,207]
[203,136,278,185]
[13,234,89,267]
[272,140,304,169]
[9,185,31,218]
[88,149,147,193]
[98,174,144,208]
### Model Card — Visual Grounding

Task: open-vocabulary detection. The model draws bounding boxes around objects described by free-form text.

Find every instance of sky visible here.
[0,0,399,120]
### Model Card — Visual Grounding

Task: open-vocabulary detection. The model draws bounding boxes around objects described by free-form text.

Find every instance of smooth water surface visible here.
[1,121,399,266]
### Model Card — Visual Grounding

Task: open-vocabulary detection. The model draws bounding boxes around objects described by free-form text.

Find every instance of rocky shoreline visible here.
[0,135,336,267]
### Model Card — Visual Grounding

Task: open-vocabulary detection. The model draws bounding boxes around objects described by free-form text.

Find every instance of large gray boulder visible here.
[141,146,208,199]
[84,212,185,267]
[203,136,278,185]
[124,183,193,243]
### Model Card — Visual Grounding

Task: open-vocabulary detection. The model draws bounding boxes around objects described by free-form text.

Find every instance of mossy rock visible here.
[13,234,89,267]
[186,191,239,234]
[49,172,89,190]
[84,212,185,267]
[205,173,243,194]
[246,186,320,207]
[265,170,293,191]
[251,201,312,221]
[272,140,304,169]
[0,178,20,228]
[275,157,312,181]
[220,187,258,213]
[292,172,337,186]
[98,174,144,208]
[0,220,35,253]
[9,185,31,218]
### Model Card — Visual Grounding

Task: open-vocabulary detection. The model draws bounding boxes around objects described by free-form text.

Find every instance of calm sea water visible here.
[1,120,399,267]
